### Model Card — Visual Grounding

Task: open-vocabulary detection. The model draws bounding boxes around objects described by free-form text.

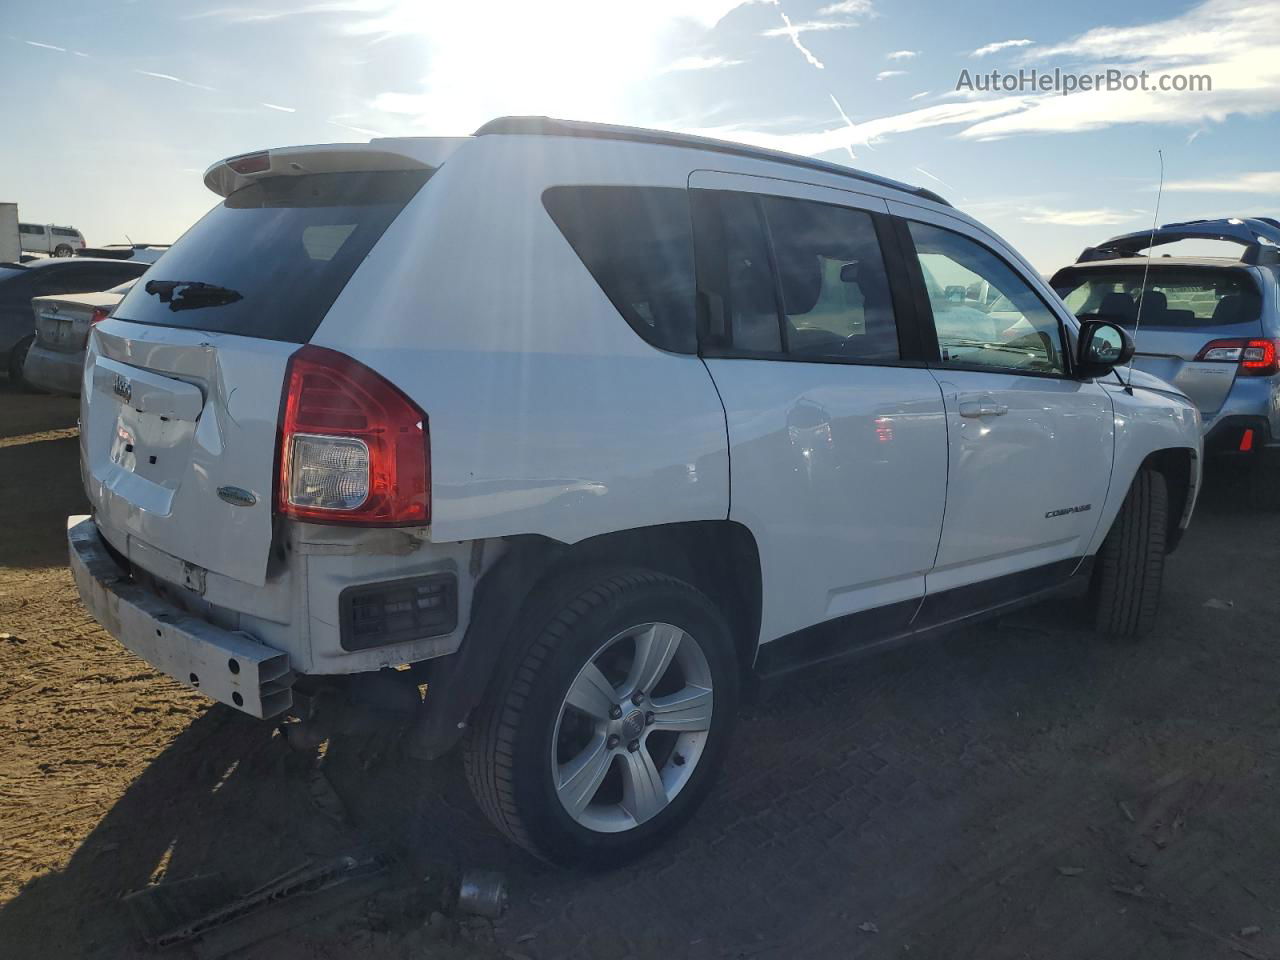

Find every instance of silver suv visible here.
[1052,217,1280,507]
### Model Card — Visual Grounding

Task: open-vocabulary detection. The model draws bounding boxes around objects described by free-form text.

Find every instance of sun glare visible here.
[361,0,744,134]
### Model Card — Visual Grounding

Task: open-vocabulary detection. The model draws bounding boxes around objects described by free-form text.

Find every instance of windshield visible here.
[112,169,431,342]
[1053,266,1262,329]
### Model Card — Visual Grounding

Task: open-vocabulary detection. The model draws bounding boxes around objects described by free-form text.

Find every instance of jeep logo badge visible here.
[112,373,132,403]
[217,486,257,508]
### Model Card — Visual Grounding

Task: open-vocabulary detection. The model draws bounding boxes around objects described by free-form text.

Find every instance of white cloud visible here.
[760,19,860,37]
[1164,171,1280,193]
[722,0,1280,153]
[135,70,218,92]
[829,93,858,159]
[24,40,67,52]
[663,54,744,72]
[1018,207,1139,227]
[876,69,906,80]
[818,0,874,13]
[972,38,1034,57]
[886,49,918,60]
[261,102,297,112]
[909,90,931,100]
[913,165,955,192]
[770,11,827,69]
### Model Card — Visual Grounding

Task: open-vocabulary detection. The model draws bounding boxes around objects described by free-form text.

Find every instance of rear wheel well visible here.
[1139,448,1194,552]
[529,521,763,676]
[409,521,763,760]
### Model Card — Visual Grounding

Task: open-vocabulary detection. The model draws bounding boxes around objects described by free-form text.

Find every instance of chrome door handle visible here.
[958,397,1008,418]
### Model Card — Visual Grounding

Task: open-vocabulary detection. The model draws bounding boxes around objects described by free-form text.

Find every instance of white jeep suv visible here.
[68,117,1202,865]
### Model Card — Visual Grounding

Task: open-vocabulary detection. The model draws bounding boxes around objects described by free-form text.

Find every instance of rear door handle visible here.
[958,395,1008,418]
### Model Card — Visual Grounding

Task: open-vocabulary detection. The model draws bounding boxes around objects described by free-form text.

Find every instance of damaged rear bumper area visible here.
[67,514,293,718]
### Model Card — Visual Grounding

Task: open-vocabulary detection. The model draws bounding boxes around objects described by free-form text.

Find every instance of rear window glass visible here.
[113,170,431,343]
[542,186,696,354]
[1054,267,1261,328]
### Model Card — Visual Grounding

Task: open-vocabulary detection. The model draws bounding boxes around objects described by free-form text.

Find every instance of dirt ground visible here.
[3,379,1280,960]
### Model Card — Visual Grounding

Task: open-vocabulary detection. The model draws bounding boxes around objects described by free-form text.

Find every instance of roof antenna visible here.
[1126,148,1164,395]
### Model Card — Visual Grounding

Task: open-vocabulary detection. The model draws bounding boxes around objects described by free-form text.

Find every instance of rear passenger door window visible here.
[542,186,697,354]
[693,190,904,363]
[761,196,899,362]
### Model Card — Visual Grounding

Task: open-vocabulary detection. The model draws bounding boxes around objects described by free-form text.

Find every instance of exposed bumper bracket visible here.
[68,515,293,718]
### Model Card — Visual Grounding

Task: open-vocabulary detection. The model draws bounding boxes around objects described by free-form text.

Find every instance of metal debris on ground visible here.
[457,869,509,918]
[1204,598,1235,610]
[125,855,384,948]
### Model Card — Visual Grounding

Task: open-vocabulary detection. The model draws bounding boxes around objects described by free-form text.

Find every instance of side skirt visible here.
[754,558,1090,680]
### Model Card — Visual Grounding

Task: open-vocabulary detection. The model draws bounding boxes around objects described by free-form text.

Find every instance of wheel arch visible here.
[1140,447,1196,553]
[408,520,762,759]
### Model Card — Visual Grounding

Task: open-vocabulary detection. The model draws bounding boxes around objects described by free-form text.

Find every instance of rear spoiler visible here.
[202,139,469,197]
[1077,217,1280,266]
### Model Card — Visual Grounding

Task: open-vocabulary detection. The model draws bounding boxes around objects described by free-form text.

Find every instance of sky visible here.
[1,0,1277,272]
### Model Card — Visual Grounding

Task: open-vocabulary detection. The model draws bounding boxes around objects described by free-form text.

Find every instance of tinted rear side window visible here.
[542,186,696,354]
[113,170,431,343]
[1053,267,1262,328]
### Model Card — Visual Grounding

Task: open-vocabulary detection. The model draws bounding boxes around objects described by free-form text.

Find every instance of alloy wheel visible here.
[551,621,713,833]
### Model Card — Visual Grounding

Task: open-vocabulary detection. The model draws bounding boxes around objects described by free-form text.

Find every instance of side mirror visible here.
[1076,318,1135,379]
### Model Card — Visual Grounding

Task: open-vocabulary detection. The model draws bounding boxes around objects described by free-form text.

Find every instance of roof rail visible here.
[1077,216,1280,265]
[473,116,951,207]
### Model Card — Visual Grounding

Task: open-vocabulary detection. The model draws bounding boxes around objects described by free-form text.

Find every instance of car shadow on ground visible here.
[0,587,1135,960]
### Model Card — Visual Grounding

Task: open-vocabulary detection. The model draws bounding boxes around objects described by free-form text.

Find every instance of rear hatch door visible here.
[82,162,433,587]
[1053,263,1265,416]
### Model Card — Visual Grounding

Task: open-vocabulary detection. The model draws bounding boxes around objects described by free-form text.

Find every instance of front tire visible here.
[1091,469,1168,639]
[463,569,739,865]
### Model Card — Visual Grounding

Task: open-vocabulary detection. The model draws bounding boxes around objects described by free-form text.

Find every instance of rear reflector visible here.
[277,345,429,526]
[1241,428,1255,452]
[227,151,270,175]
[1195,338,1280,376]
[90,306,110,325]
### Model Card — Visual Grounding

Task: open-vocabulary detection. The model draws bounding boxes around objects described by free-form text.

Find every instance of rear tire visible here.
[1090,469,1168,640]
[52,244,73,258]
[7,335,33,389]
[463,568,739,866]
[1247,458,1280,511]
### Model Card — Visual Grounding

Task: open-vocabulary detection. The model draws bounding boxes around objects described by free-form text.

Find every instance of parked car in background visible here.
[77,243,170,264]
[1052,217,1280,507]
[23,280,135,395]
[0,204,20,263]
[19,222,86,257]
[68,118,1202,866]
[1,258,149,384]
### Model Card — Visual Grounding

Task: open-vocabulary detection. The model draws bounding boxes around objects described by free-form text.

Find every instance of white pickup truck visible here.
[20,222,85,257]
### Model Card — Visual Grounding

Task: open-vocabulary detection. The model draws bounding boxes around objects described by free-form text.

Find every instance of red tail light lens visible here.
[90,306,110,324]
[277,345,429,526]
[1194,338,1280,376]
[227,151,270,175]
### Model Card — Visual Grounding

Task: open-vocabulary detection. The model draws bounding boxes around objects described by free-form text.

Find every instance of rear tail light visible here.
[277,345,429,526]
[90,306,110,325]
[1194,338,1280,376]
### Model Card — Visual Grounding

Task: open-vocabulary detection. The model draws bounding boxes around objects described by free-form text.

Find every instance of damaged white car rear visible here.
[70,119,1202,865]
